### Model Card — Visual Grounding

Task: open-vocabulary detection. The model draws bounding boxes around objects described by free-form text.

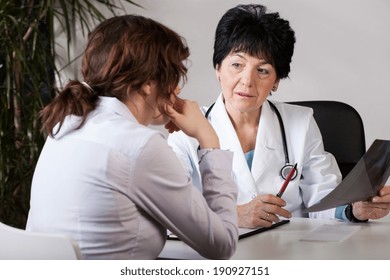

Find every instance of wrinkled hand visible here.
[237,194,292,228]
[353,185,390,220]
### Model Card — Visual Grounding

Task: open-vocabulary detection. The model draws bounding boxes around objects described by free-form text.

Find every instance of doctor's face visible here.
[216,52,279,116]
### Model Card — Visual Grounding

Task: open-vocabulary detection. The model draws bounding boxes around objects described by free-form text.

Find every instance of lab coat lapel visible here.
[208,94,257,202]
[251,100,284,184]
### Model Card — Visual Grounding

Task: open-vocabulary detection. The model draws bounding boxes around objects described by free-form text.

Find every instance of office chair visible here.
[288,101,366,178]
[0,222,83,260]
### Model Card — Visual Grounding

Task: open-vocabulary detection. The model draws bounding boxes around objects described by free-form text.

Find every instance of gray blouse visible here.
[26,97,238,259]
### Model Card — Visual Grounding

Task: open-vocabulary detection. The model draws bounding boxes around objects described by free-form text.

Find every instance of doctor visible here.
[167,4,390,228]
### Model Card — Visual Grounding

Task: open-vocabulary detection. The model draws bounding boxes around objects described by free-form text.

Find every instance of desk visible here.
[159,218,390,259]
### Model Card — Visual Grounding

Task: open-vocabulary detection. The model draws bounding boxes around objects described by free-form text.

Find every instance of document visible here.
[238,219,290,239]
[167,220,290,240]
[305,139,390,212]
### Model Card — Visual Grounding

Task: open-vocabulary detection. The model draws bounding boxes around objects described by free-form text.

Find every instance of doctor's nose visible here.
[241,80,252,87]
[240,71,254,88]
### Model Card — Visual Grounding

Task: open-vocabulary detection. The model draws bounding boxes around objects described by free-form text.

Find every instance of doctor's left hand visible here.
[352,185,390,221]
[237,194,292,228]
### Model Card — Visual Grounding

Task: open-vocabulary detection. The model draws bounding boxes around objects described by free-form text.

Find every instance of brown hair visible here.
[40,14,189,136]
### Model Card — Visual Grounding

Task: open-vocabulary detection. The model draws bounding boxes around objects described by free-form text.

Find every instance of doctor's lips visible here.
[276,163,297,198]
[236,92,253,98]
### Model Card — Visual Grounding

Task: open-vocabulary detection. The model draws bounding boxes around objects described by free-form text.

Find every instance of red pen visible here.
[276,163,297,198]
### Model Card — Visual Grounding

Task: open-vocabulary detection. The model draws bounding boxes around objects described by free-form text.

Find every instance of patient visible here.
[26,14,238,259]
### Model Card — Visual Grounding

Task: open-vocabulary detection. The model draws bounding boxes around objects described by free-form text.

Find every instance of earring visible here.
[217,76,221,82]
[272,85,277,91]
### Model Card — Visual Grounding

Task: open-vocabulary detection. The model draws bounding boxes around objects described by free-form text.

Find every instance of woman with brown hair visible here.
[26,15,238,260]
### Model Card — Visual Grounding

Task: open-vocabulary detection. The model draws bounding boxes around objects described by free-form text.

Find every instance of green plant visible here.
[0,0,140,228]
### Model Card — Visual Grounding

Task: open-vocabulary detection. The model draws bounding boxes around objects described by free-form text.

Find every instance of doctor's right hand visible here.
[237,194,292,228]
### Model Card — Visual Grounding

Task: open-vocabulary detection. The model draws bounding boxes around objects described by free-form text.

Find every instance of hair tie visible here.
[81,81,94,93]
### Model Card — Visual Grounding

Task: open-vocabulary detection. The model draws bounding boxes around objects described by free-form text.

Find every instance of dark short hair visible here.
[213,4,295,79]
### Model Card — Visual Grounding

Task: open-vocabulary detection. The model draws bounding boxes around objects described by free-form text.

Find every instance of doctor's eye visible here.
[231,62,243,70]
[257,68,270,77]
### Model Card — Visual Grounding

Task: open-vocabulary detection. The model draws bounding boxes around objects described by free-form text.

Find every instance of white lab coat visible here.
[168,94,342,219]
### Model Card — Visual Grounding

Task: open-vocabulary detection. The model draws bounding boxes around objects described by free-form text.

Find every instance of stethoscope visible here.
[204,99,298,180]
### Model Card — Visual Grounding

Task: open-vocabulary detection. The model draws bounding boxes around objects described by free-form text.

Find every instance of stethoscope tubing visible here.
[205,99,297,180]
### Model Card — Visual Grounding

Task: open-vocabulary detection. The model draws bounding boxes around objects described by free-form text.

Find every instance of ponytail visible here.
[39,80,98,137]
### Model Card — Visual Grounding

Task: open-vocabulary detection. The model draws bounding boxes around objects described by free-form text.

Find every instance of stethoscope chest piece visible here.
[280,164,298,180]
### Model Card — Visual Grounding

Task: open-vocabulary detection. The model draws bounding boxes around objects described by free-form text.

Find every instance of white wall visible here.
[59,0,390,148]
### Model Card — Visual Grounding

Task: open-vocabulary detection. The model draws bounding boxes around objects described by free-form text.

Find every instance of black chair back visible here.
[288,101,366,178]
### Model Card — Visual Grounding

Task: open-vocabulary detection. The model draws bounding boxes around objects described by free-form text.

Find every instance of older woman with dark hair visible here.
[168,4,390,228]
[26,15,238,259]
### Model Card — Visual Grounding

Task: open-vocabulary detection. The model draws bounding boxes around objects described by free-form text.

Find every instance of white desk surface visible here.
[159,217,390,260]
